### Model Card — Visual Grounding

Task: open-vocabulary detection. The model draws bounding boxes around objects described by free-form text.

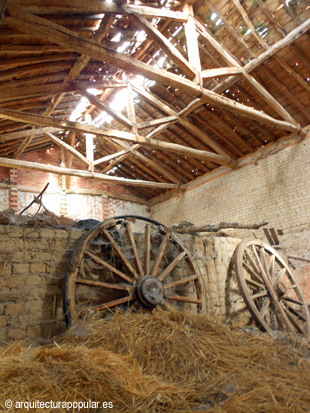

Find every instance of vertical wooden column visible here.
[183,2,202,84]
[9,168,18,212]
[126,79,138,135]
[66,132,76,189]
[85,113,94,173]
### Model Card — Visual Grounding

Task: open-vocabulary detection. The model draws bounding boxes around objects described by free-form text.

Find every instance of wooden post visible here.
[85,113,94,172]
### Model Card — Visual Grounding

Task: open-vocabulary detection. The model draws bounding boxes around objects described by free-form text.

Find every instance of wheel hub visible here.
[275,281,287,297]
[135,276,164,308]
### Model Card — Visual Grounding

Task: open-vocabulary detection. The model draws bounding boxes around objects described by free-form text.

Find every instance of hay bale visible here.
[0,310,310,412]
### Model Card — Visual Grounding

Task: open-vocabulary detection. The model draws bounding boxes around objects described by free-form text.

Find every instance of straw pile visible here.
[1,309,310,412]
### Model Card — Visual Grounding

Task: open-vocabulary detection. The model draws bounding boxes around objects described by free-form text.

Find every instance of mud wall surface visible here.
[0,225,83,342]
[0,226,251,343]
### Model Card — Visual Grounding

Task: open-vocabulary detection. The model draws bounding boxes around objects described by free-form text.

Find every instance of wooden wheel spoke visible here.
[151,233,170,277]
[158,250,187,281]
[76,278,130,291]
[235,239,310,337]
[274,267,287,285]
[244,250,264,282]
[259,247,269,275]
[103,229,138,280]
[281,296,304,306]
[144,223,151,275]
[251,245,269,280]
[281,303,305,333]
[165,294,202,304]
[244,277,265,290]
[260,296,271,319]
[125,221,143,276]
[64,216,207,327]
[85,250,134,284]
[251,290,268,300]
[164,274,198,289]
[268,255,275,279]
[92,295,133,312]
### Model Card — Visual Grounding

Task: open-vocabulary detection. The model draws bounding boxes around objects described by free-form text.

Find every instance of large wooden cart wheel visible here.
[235,239,310,337]
[63,215,206,326]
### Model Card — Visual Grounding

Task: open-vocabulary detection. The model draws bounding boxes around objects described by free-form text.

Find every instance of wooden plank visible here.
[0,108,236,165]
[3,8,303,134]
[0,157,180,189]
[44,131,89,166]
[133,13,195,78]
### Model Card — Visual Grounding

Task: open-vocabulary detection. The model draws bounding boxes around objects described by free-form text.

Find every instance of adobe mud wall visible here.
[0,225,250,343]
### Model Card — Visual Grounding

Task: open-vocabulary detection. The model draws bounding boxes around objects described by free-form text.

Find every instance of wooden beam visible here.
[78,88,132,129]
[123,4,188,21]
[201,67,243,79]
[66,132,75,189]
[0,157,179,189]
[183,3,201,79]
[44,131,89,166]
[133,13,196,78]
[9,0,188,20]
[137,116,178,130]
[0,108,236,165]
[195,19,299,126]
[3,8,303,134]
[0,127,60,141]
[212,18,310,95]
[132,85,239,160]
[93,150,130,166]
[0,81,126,102]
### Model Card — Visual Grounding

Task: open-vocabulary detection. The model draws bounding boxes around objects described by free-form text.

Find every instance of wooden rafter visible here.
[133,13,196,78]
[3,7,304,135]
[0,108,235,166]
[0,156,180,189]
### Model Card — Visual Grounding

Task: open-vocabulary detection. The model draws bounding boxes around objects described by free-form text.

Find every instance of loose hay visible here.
[1,309,310,412]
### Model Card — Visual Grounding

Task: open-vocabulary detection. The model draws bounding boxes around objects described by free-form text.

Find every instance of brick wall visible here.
[152,135,310,234]
[0,148,149,221]
[152,134,310,303]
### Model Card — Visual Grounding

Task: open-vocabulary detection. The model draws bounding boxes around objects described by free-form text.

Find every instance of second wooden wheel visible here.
[235,239,310,337]
[63,215,206,326]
